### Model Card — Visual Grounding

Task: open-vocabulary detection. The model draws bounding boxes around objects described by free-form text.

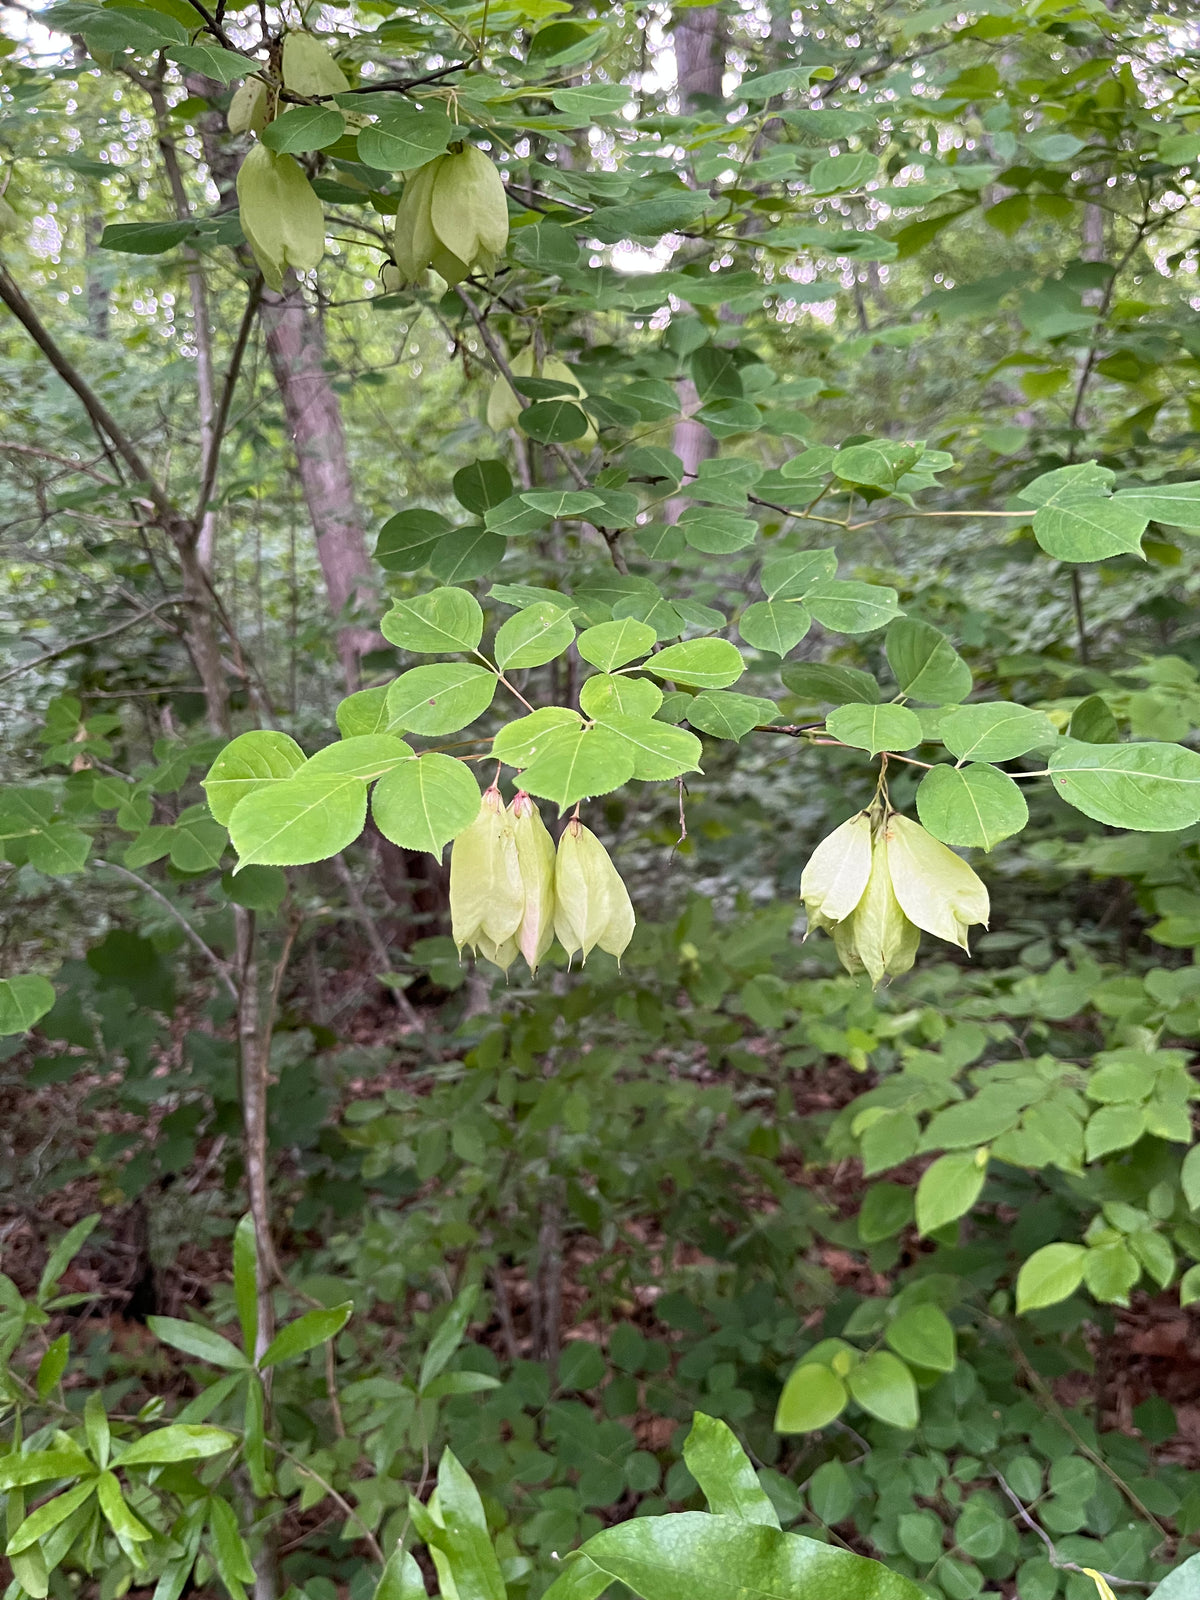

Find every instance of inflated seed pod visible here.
[228,77,271,136]
[510,793,556,973]
[280,32,349,97]
[885,812,989,952]
[449,787,524,961]
[236,144,325,290]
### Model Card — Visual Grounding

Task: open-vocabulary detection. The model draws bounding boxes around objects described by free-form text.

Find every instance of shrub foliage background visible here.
[2,0,1200,1595]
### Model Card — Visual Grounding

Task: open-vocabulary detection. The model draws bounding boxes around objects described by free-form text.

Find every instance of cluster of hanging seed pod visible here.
[390,144,509,288]
[450,789,634,974]
[801,806,989,986]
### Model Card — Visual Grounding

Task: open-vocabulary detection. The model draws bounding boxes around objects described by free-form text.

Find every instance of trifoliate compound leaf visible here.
[826,703,923,756]
[600,714,702,781]
[494,602,575,670]
[576,619,656,672]
[203,731,306,826]
[229,775,366,867]
[916,763,1028,851]
[738,601,811,656]
[646,638,745,689]
[805,580,901,635]
[580,674,663,720]
[1048,739,1200,831]
[381,587,484,654]
[886,619,972,704]
[774,1364,848,1434]
[386,664,497,736]
[938,702,1057,762]
[520,726,636,810]
[686,691,779,741]
[0,974,56,1036]
[372,755,480,857]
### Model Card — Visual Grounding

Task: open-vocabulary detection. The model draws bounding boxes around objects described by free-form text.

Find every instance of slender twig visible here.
[267,1444,385,1566]
[94,859,239,1003]
[0,599,184,686]
[0,441,119,485]
[195,277,264,527]
[994,1473,1152,1588]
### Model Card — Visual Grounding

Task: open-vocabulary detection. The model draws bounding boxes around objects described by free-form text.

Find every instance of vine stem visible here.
[93,859,238,1002]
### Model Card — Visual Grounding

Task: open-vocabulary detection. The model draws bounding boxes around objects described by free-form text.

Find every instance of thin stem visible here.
[0,599,184,686]
[94,859,238,1003]
[267,1444,385,1565]
[195,277,264,531]
[994,1473,1151,1588]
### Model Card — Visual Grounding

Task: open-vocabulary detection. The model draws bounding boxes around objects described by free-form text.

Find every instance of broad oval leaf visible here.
[884,1305,957,1373]
[228,776,366,867]
[493,707,583,767]
[915,1149,988,1236]
[203,731,305,826]
[600,714,703,781]
[1015,1242,1088,1313]
[494,602,576,670]
[804,579,902,636]
[357,107,454,170]
[845,1351,919,1430]
[1032,498,1148,562]
[826,703,923,756]
[646,638,745,690]
[760,548,837,601]
[682,1414,780,1528]
[520,726,636,810]
[576,619,656,672]
[774,1363,847,1433]
[916,763,1028,851]
[886,619,972,704]
[302,735,414,781]
[579,674,663,720]
[372,754,481,857]
[1048,739,1200,830]
[687,691,779,741]
[738,600,811,657]
[381,587,484,654]
[386,664,498,736]
[0,974,56,1037]
[939,702,1057,762]
[375,508,450,572]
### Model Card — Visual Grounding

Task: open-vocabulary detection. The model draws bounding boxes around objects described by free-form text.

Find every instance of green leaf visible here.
[493,707,583,767]
[858,1183,915,1244]
[7,1479,97,1554]
[519,489,601,518]
[760,549,837,601]
[781,662,881,705]
[678,508,759,554]
[372,755,480,857]
[520,399,589,443]
[375,509,450,572]
[302,735,414,781]
[85,1392,110,1470]
[804,580,901,635]
[915,1150,987,1236]
[645,639,745,690]
[1016,461,1114,509]
[1048,739,1200,830]
[168,41,247,82]
[600,715,703,781]
[147,1316,250,1370]
[686,691,779,741]
[885,1305,956,1373]
[357,108,453,170]
[99,219,197,254]
[208,1494,256,1595]
[39,1213,100,1303]
[826,703,923,756]
[233,1215,258,1359]
[1032,498,1148,562]
[576,619,656,672]
[1016,1243,1088,1313]
[833,438,922,490]
[228,776,366,867]
[494,602,576,670]
[375,1547,429,1600]
[1154,1553,1200,1600]
[738,601,811,656]
[0,1444,92,1490]
[336,687,400,738]
[1113,481,1200,531]
[846,1351,918,1430]
[36,1334,69,1400]
[386,664,498,735]
[682,1413,779,1528]
[1182,1145,1200,1212]
[261,105,345,153]
[916,763,1028,850]
[577,675,661,722]
[454,459,512,515]
[0,974,56,1036]
[939,702,1057,762]
[774,1363,847,1433]
[810,150,877,194]
[1067,694,1119,744]
[552,82,629,118]
[558,1514,922,1600]
[419,1284,478,1392]
[886,619,972,704]
[429,526,506,584]
[519,726,636,810]
[203,732,306,826]
[382,588,484,654]
[260,1303,351,1369]
[434,1449,507,1600]
[117,1424,235,1468]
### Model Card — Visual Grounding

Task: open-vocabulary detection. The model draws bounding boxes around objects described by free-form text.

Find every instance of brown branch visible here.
[0,441,119,485]
[93,858,239,1003]
[0,265,185,537]
[195,276,264,527]
[0,599,184,686]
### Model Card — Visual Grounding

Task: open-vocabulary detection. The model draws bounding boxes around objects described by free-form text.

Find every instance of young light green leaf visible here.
[36,1334,69,1400]
[1048,739,1200,830]
[97,1470,153,1543]
[884,1305,956,1373]
[146,1315,251,1370]
[915,1149,988,1235]
[645,638,745,690]
[916,764,1028,851]
[600,714,703,781]
[1016,1242,1088,1313]
[939,702,1057,762]
[0,974,56,1037]
[804,580,902,635]
[579,674,663,720]
[576,619,656,672]
[301,736,415,781]
[0,1443,92,1491]
[228,776,366,867]
[117,1425,236,1468]
[372,755,481,857]
[845,1351,918,1430]
[493,707,583,767]
[494,602,576,670]
[259,1303,351,1369]
[826,703,923,756]
[774,1363,847,1433]
[386,664,498,736]
[886,619,972,704]
[7,1479,97,1554]
[519,726,636,810]
[682,1413,780,1528]
[375,1546,429,1600]
[381,588,485,654]
[203,731,306,826]
[434,1449,507,1600]
[738,601,811,656]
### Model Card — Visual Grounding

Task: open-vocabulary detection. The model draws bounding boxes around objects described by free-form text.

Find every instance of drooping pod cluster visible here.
[391,144,509,288]
[801,807,989,985]
[449,790,633,974]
